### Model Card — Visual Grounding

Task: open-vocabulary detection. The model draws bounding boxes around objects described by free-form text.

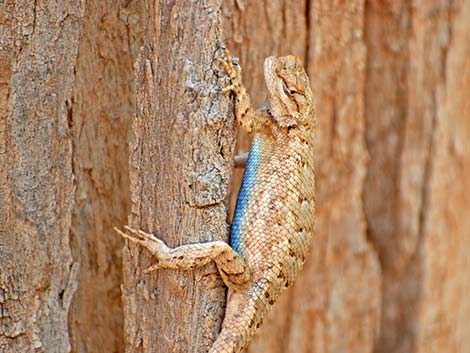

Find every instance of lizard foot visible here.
[114,225,169,272]
[218,48,242,93]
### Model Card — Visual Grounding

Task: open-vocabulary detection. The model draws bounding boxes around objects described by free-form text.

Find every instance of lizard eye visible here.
[282,81,297,96]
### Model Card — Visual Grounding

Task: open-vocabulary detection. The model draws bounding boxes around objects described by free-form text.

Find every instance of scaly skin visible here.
[115,49,316,353]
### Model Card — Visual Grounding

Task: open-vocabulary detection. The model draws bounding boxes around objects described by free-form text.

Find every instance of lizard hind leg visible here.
[115,226,251,291]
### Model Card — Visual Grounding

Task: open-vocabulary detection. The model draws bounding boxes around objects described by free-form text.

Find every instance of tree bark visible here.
[0,1,83,352]
[120,1,234,352]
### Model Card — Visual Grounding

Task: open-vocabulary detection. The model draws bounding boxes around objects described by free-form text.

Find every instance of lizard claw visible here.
[123,225,158,241]
[114,226,146,246]
[221,84,237,93]
[114,226,169,264]
[143,264,160,273]
[218,48,242,92]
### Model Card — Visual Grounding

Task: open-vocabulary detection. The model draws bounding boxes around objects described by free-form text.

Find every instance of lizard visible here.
[115,48,316,353]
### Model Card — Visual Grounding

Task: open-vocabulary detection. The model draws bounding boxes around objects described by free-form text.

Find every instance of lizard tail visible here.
[209,331,243,353]
[209,291,268,353]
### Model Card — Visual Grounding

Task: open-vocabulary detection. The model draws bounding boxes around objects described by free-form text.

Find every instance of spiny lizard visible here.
[115,48,316,353]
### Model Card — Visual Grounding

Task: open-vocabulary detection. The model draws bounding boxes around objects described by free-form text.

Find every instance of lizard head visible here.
[264,55,314,128]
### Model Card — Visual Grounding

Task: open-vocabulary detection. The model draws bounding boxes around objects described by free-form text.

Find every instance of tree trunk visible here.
[223,0,470,352]
[68,1,143,353]
[1,1,143,353]
[364,1,470,352]
[120,1,234,352]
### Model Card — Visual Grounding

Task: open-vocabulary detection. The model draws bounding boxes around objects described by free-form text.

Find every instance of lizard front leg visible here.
[115,226,250,291]
[218,48,272,134]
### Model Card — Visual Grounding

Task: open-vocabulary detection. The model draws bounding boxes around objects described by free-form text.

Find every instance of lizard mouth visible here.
[266,108,277,122]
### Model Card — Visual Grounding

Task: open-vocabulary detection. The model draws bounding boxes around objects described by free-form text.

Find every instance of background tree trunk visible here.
[68,1,143,353]
[1,1,143,353]
[1,1,469,353]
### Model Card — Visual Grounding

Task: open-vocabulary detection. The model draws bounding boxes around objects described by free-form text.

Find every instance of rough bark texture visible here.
[120,1,234,352]
[0,1,84,352]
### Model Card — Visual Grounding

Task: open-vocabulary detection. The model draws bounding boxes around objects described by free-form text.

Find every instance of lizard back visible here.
[231,128,315,283]
[211,54,315,352]
[211,126,315,353]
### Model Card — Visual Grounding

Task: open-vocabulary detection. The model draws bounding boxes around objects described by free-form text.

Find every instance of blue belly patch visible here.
[231,137,262,256]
